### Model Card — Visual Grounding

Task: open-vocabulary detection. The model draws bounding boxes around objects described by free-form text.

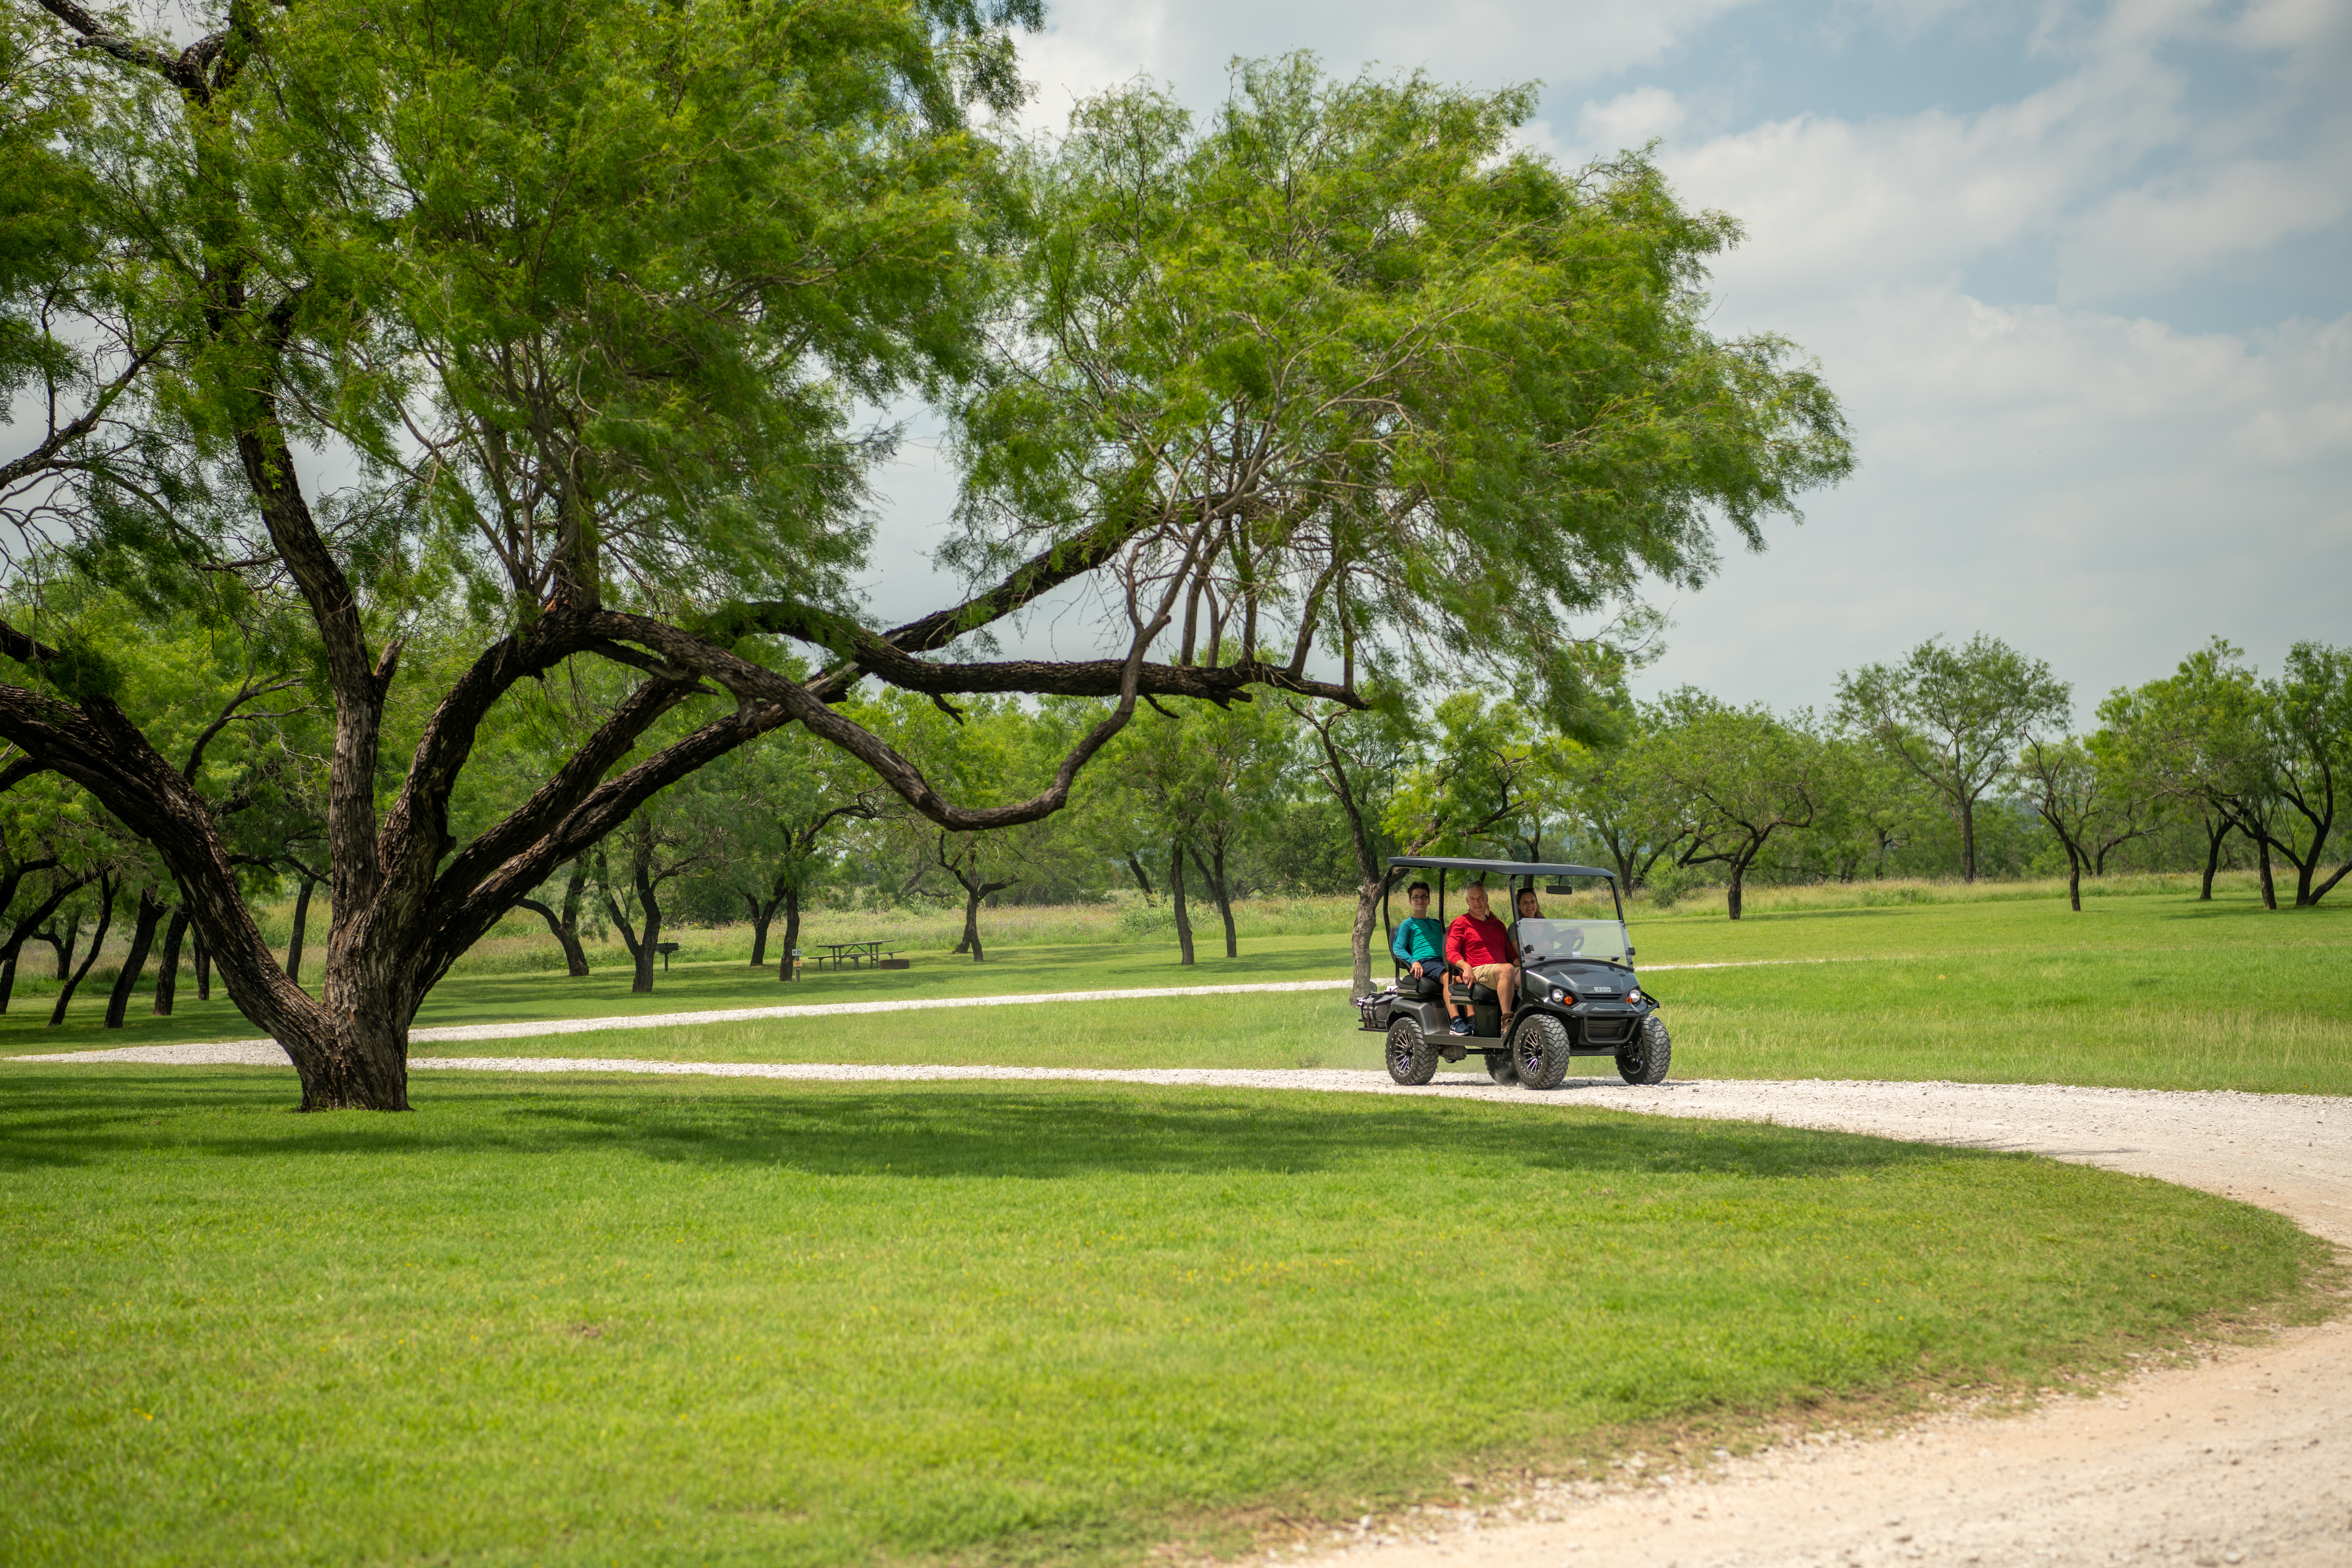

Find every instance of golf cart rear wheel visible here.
[1485,1050,1519,1087]
[1386,1018,1439,1086]
[1513,1013,1571,1091]
[1617,1014,1671,1085]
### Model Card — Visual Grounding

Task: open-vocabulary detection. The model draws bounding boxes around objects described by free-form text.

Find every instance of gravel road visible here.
[10,1046,2346,1566]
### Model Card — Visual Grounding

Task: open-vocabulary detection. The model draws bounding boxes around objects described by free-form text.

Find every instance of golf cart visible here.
[1354,857,1670,1090]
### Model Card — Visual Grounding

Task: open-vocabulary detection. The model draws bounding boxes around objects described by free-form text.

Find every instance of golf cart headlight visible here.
[1628,989,1644,1005]
[1550,987,1568,1004]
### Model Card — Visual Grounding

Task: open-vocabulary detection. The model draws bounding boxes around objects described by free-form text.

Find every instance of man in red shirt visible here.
[1444,882,1519,1036]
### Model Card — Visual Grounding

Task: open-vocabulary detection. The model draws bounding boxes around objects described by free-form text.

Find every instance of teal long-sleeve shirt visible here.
[1392,915,1446,969]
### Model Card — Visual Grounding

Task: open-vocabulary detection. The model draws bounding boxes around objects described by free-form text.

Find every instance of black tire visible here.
[1485,1050,1519,1086]
[1617,1014,1671,1085]
[1386,1018,1439,1086]
[1513,1013,1571,1091]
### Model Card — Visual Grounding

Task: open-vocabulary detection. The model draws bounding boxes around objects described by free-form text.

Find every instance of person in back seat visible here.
[1390,882,1469,1029]
[1445,882,1519,1037]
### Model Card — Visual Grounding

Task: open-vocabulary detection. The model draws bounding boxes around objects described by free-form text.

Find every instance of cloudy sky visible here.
[857,0,2351,720]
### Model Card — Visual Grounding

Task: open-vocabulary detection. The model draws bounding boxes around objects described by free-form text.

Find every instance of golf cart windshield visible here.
[1517,918,1632,966]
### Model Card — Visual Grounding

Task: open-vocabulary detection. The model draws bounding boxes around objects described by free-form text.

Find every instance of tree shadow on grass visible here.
[0,1070,1995,1187]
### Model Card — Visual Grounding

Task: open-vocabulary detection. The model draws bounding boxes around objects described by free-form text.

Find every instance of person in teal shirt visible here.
[1391,882,1463,1021]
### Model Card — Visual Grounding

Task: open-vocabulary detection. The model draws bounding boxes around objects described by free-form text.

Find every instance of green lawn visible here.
[0,1070,2327,1568]
[11,885,2350,1094]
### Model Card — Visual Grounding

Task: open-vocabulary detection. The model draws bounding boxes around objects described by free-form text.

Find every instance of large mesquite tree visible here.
[0,7,1849,1109]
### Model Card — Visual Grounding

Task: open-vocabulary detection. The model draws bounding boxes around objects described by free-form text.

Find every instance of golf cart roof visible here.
[1385,857,1617,881]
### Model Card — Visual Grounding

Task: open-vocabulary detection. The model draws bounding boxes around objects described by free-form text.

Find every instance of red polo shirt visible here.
[1446,911,1512,969]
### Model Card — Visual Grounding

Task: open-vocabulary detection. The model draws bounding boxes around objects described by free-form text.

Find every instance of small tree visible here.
[2016,736,2107,912]
[594,802,711,994]
[720,738,889,976]
[1632,694,1824,920]
[1836,635,2071,882]
[515,859,595,978]
[1556,730,1690,892]
[2100,641,2279,906]
[1288,699,1411,996]
[2258,642,2350,907]
[864,693,1081,963]
[1176,697,1293,958]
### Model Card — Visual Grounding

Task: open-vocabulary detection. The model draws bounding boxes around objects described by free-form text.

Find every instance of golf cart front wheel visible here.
[1617,1014,1671,1085]
[1386,1018,1439,1086]
[1513,1013,1570,1091]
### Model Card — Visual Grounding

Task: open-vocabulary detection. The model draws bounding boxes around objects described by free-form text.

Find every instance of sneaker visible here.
[1447,1018,1473,1037]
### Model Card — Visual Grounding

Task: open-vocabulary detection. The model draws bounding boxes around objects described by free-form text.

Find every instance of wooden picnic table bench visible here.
[799,939,905,973]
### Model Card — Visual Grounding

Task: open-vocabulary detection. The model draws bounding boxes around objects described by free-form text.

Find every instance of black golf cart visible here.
[1354,857,1670,1089]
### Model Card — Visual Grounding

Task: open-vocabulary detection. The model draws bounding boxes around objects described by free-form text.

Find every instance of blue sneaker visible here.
[1447,1018,1473,1037]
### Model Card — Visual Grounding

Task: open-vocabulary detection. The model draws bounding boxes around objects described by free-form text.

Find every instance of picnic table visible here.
[807,939,891,971]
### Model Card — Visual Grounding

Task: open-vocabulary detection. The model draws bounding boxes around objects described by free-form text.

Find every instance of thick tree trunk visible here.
[51,910,78,980]
[628,829,665,993]
[960,879,985,962]
[1726,858,1746,921]
[194,926,211,1000]
[2067,848,2083,912]
[152,905,188,1014]
[2293,817,2328,908]
[1349,877,1381,998]
[1169,841,1195,965]
[284,875,318,986]
[952,843,973,954]
[557,860,590,974]
[596,845,650,991]
[277,1001,415,1112]
[746,886,779,968]
[105,887,167,1028]
[1960,795,1978,883]
[49,880,114,1026]
[1191,844,1237,958]
[777,882,802,981]
[0,949,15,1013]
[633,900,661,992]
[2256,833,2278,910]
[517,887,593,976]
[517,859,592,976]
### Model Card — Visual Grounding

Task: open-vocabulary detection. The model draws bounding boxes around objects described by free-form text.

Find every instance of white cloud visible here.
[1013,0,1766,129]
[1657,54,2194,309]
[2054,118,2352,297]
[1579,86,1687,148]
[1626,287,2352,715]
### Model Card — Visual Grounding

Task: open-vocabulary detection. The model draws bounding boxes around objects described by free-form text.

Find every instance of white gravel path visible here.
[9,1038,2343,1565]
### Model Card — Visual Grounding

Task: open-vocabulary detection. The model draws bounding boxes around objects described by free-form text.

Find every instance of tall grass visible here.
[1636,868,2270,916]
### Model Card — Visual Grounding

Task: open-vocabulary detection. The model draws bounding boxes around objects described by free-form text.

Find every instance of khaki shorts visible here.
[1463,962,1517,989]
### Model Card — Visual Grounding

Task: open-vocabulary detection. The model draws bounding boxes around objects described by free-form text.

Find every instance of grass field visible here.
[13,879,2347,1096]
[0,1070,2328,1568]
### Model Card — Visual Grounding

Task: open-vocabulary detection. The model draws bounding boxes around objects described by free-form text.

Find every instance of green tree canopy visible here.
[1836,634,2071,883]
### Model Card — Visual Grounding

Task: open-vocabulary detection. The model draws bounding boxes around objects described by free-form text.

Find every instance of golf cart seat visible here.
[1394,968,1445,1001]
[1449,979,1499,1005]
